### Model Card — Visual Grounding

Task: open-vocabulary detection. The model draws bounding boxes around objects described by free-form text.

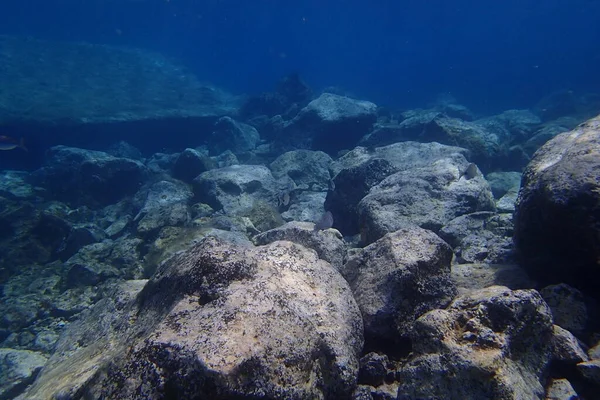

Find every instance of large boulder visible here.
[209,116,261,155]
[514,115,600,299]
[358,154,496,244]
[280,93,378,154]
[134,180,193,235]
[340,227,456,353]
[326,142,470,236]
[269,150,333,191]
[20,236,363,399]
[396,286,554,400]
[193,164,280,216]
[31,146,147,207]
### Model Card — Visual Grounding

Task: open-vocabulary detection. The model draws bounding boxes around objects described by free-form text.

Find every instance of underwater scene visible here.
[0,0,600,399]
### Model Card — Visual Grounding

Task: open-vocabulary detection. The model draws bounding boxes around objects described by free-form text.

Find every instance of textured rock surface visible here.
[540,284,589,338]
[253,221,346,270]
[20,237,363,399]
[0,348,47,400]
[270,149,333,191]
[280,93,378,154]
[31,146,147,207]
[358,155,495,244]
[341,227,456,351]
[193,164,280,216]
[171,148,216,183]
[210,116,261,155]
[451,263,534,296]
[134,180,193,235]
[439,211,515,264]
[396,286,554,400]
[326,142,471,236]
[514,114,600,298]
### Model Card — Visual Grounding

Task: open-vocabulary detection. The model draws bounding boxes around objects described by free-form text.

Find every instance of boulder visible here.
[270,150,332,191]
[358,155,495,244]
[31,146,147,207]
[513,115,600,299]
[134,180,193,235]
[280,93,378,154]
[451,263,534,296]
[209,116,261,155]
[341,227,456,352]
[193,164,280,216]
[171,148,216,183]
[253,221,347,270]
[20,237,363,399]
[0,348,47,400]
[326,142,470,236]
[396,286,554,400]
[438,212,515,264]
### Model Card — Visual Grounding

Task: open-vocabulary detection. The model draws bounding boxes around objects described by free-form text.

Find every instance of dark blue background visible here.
[1,0,599,113]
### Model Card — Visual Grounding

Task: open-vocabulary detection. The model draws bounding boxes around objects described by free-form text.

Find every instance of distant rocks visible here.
[31,146,147,207]
[514,114,600,299]
[278,93,378,154]
[0,35,238,125]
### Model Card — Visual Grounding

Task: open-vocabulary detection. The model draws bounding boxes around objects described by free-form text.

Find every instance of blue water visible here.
[1,0,599,114]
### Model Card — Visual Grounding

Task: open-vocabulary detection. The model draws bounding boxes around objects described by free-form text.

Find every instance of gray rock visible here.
[514,115,600,299]
[392,110,501,162]
[476,109,542,142]
[326,142,470,236]
[0,348,47,400]
[31,146,147,207]
[281,191,326,223]
[64,237,145,287]
[134,180,192,235]
[577,359,600,385]
[253,221,347,270]
[281,93,378,154]
[540,284,589,338]
[193,164,280,216]
[210,116,261,155]
[396,286,554,400]
[270,149,333,191]
[551,325,589,364]
[358,352,390,387]
[341,227,456,349]
[496,186,519,212]
[358,156,495,244]
[0,171,40,200]
[545,378,579,400]
[21,238,363,399]
[329,141,470,177]
[451,263,534,296]
[171,148,216,183]
[485,171,522,198]
[104,215,132,238]
[439,212,515,264]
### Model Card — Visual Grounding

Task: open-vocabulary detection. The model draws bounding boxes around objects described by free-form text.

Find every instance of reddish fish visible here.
[0,136,27,151]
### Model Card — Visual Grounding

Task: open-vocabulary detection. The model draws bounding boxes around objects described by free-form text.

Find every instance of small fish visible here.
[0,136,27,151]
[278,191,290,207]
[314,211,334,231]
[459,163,478,180]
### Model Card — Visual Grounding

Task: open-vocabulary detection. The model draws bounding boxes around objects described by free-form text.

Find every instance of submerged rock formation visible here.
[514,114,600,300]
[19,237,363,399]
